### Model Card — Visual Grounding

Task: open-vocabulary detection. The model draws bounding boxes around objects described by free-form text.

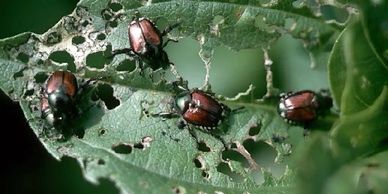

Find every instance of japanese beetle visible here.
[153,88,233,148]
[174,89,230,130]
[277,90,332,126]
[111,17,178,70]
[40,71,79,128]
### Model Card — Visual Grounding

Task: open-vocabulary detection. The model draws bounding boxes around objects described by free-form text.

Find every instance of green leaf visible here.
[0,0,341,193]
[358,0,388,65]
[324,151,388,194]
[328,17,388,115]
[295,134,388,194]
[295,6,388,194]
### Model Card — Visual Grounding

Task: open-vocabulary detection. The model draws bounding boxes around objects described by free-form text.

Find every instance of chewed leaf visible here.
[0,0,342,193]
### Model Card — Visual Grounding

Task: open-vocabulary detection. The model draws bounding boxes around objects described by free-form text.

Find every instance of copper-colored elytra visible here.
[285,107,316,122]
[128,22,146,54]
[283,91,317,109]
[191,91,223,116]
[183,108,219,127]
[138,19,161,46]
[46,71,77,97]
[283,91,318,123]
[182,90,223,127]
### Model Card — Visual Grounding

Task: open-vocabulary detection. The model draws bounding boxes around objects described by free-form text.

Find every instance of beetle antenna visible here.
[162,38,179,48]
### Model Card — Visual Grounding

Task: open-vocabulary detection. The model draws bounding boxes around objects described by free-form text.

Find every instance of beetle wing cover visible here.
[191,91,223,116]
[183,108,220,127]
[129,22,147,54]
[284,91,317,109]
[62,71,78,97]
[285,107,316,122]
[139,19,162,47]
[46,71,77,97]
[283,91,318,122]
[46,71,64,94]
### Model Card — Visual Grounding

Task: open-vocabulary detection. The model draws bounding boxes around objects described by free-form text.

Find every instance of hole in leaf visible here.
[320,5,349,24]
[243,139,277,168]
[34,72,48,83]
[75,128,85,139]
[13,68,25,79]
[222,149,246,164]
[201,171,210,179]
[108,20,118,28]
[17,52,29,63]
[216,162,244,182]
[37,59,44,65]
[96,84,120,110]
[109,2,123,12]
[97,33,106,40]
[81,20,91,27]
[72,36,86,45]
[116,59,136,72]
[86,51,108,69]
[230,142,238,149]
[172,186,186,194]
[112,143,132,154]
[134,143,144,149]
[193,157,203,168]
[101,9,113,20]
[49,50,75,70]
[46,31,62,45]
[24,89,34,97]
[98,128,106,136]
[198,141,211,152]
[98,159,105,165]
[248,122,261,136]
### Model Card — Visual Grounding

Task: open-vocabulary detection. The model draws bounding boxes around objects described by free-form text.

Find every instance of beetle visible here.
[153,88,233,148]
[174,89,230,130]
[40,71,79,128]
[111,16,178,70]
[277,90,332,126]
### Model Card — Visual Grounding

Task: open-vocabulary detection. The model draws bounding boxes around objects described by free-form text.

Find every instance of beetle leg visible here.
[211,132,227,149]
[161,22,180,36]
[162,38,179,48]
[151,111,179,119]
[108,48,133,58]
[177,119,186,129]
[186,125,201,147]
